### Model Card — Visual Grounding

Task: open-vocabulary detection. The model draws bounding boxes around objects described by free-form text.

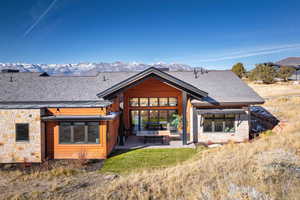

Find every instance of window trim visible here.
[15,123,30,142]
[202,114,236,134]
[59,122,100,144]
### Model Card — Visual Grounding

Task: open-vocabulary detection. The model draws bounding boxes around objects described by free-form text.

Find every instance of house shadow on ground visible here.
[250,106,280,139]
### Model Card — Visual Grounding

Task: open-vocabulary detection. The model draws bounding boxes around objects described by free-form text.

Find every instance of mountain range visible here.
[1,57,299,75]
[0,62,193,76]
[275,57,300,66]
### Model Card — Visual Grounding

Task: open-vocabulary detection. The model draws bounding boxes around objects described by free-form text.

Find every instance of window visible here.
[87,122,100,144]
[129,98,139,107]
[149,98,158,106]
[130,109,178,132]
[59,122,100,144]
[129,97,178,107]
[159,110,168,130]
[149,110,159,130]
[169,97,178,106]
[59,122,72,143]
[73,122,85,143]
[131,110,139,131]
[159,98,168,106]
[16,124,29,142]
[139,98,148,107]
[202,114,235,133]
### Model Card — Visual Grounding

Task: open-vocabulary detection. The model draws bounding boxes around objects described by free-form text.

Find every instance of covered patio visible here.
[115,135,195,149]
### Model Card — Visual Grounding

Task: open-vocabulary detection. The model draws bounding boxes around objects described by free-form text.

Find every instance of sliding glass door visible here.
[130,109,178,134]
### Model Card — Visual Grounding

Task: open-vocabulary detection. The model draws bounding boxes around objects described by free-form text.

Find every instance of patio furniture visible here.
[136,131,170,145]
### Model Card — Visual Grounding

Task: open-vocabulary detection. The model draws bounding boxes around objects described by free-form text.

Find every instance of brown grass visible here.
[0,82,300,199]
[92,82,300,200]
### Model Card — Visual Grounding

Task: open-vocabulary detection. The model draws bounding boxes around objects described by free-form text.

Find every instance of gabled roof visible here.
[97,67,208,99]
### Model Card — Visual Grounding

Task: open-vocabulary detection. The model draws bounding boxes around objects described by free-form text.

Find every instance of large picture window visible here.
[202,114,235,133]
[129,97,178,107]
[59,122,100,144]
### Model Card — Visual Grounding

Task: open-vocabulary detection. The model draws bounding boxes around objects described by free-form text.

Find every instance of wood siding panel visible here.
[107,117,120,155]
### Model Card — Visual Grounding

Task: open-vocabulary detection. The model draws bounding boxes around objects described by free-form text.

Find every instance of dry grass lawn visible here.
[1,82,300,200]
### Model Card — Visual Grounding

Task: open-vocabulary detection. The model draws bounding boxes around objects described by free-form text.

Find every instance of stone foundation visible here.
[0,109,42,163]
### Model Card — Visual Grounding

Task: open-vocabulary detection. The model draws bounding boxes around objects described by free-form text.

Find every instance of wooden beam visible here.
[182,91,187,145]
[192,106,198,143]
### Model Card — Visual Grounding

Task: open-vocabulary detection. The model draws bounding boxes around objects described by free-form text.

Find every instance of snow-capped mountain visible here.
[0,62,193,75]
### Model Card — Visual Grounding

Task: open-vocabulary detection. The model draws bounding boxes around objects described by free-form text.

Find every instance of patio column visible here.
[192,106,198,143]
[182,91,187,145]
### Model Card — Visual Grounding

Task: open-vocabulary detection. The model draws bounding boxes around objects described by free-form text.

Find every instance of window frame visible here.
[15,123,29,142]
[129,97,178,107]
[202,114,236,133]
[59,122,100,144]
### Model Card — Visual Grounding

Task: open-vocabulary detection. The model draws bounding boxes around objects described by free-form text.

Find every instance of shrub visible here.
[277,66,295,81]
[231,62,246,78]
[249,64,277,84]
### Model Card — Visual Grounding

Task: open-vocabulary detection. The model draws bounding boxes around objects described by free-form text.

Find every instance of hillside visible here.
[0,83,300,199]
[276,57,300,66]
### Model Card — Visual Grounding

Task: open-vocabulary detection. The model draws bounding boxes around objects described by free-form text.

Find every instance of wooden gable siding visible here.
[123,77,183,130]
[47,107,107,116]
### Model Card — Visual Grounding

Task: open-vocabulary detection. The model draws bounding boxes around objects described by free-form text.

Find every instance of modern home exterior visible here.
[0,67,264,163]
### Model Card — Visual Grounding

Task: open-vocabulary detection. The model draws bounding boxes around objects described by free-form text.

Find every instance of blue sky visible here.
[1,0,300,69]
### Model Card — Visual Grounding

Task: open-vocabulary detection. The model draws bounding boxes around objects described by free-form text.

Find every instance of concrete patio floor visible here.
[115,136,195,149]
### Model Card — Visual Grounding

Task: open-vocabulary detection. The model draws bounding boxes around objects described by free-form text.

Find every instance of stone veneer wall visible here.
[0,109,42,163]
[197,109,250,144]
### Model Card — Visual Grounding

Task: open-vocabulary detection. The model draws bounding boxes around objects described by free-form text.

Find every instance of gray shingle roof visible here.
[0,69,264,106]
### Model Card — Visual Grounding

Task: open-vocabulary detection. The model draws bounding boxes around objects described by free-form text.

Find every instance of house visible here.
[0,67,264,163]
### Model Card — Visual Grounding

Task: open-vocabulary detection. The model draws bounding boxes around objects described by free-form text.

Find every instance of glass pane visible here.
[73,122,85,143]
[88,122,99,144]
[214,114,225,119]
[225,114,235,119]
[159,110,168,130]
[149,98,158,106]
[130,98,139,107]
[204,114,214,119]
[159,98,168,106]
[225,120,235,132]
[169,97,178,106]
[214,120,224,132]
[140,98,148,107]
[203,119,212,132]
[149,110,159,130]
[168,110,178,133]
[131,110,139,131]
[140,110,148,131]
[59,122,71,143]
[16,124,29,141]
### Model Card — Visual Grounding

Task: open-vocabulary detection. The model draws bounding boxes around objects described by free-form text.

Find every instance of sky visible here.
[0,0,300,70]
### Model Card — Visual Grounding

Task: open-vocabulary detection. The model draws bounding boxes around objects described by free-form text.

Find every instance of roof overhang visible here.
[42,112,120,121]
[197,108,247,115]
[0,101,112,109]
[97,67,208,99]
[191,99,265,107]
